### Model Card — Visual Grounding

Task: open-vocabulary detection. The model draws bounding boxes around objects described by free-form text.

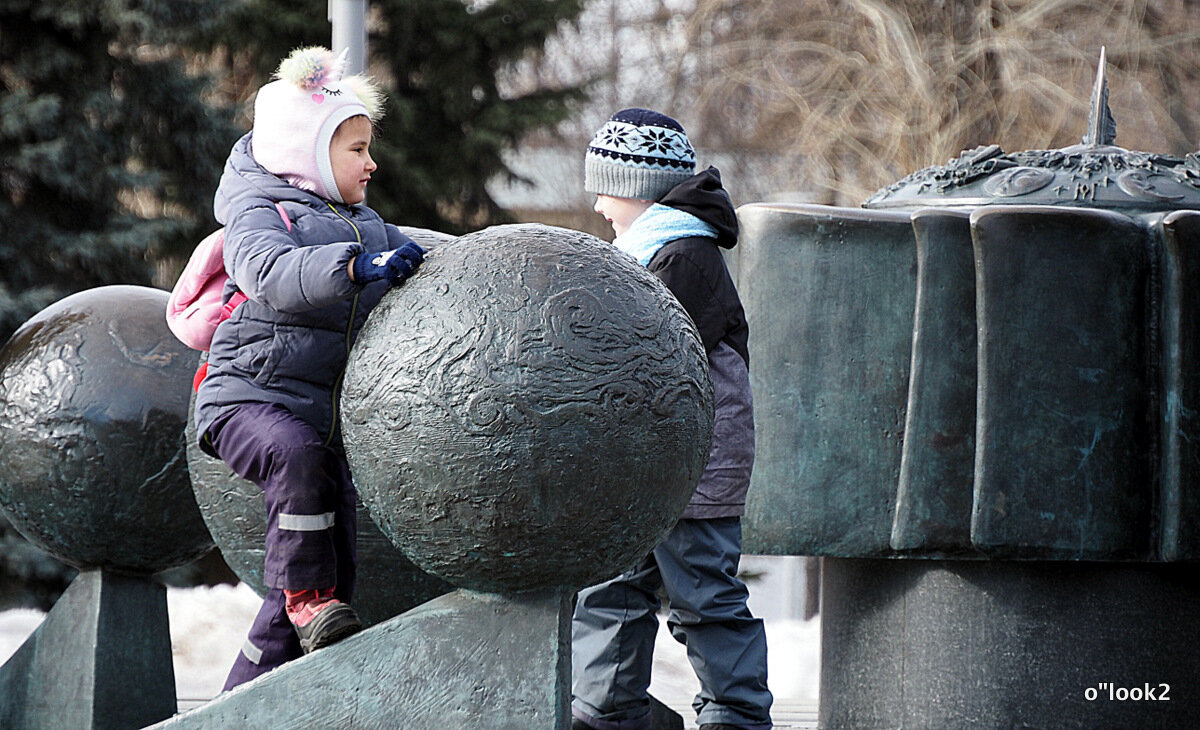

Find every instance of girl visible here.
[194,47,424,689]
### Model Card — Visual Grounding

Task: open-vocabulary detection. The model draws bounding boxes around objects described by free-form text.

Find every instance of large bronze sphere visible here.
[0,286,213,573]
[342,224,714,593]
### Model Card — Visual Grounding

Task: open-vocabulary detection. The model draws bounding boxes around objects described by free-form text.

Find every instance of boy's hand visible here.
[351,242,425,285]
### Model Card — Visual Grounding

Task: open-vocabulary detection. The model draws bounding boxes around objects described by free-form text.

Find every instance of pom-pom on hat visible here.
[252,47,384,203]
[585,108,696,201]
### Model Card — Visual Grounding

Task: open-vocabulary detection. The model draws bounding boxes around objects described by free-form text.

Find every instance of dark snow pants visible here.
[204,402,357,690]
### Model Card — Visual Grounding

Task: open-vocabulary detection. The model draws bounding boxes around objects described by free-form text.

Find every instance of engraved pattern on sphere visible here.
[342,224,714,593]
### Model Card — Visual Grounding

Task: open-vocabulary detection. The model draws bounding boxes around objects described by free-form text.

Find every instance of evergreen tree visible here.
[0,0,587,610]
[0,0,239,346]
[197,0,588,233]
[370,0,587,231]
[0,0,240,608]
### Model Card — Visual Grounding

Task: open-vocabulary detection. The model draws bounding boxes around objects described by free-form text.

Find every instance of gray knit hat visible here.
[584,108,696,201]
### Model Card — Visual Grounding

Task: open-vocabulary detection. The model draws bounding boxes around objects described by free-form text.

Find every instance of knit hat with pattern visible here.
[585,108,696,201]
[252,47,384,203]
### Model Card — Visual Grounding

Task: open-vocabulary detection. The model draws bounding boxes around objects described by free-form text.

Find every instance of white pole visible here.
[329,0,368,74]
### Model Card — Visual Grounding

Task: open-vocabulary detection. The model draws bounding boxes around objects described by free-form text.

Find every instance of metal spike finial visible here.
[1083,47,1118,147]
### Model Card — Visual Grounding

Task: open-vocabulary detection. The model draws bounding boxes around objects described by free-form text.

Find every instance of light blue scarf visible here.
[613,203,717,267]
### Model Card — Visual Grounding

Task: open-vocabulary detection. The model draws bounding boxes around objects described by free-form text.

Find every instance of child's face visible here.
[330,116,376,205]
[594,195,653,237]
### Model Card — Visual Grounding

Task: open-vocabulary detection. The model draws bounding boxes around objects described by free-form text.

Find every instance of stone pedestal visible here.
[149,588,572,729]
[820,558,1200,729]
[0,570,176,730]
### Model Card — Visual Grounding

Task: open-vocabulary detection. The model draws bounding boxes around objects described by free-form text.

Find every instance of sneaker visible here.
[285,588,363,653]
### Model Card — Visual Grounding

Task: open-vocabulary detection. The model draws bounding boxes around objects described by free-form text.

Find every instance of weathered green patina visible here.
[738,51,1200,561]
[732,51,1200,729]
[0,571,176,730]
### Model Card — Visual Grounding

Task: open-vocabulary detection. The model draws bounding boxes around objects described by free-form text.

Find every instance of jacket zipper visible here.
[325,202,362,448]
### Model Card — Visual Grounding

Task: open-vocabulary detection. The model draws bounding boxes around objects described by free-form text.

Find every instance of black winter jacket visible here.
[648,167,754,519]
[650,168,749,367]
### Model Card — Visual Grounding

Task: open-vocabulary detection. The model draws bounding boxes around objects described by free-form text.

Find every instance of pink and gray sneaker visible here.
[284,587,363,654]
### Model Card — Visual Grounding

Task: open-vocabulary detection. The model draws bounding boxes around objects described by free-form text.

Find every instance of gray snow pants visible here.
[571,517,773,730]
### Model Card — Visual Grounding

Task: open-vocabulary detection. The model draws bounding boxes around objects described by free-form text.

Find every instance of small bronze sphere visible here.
[0,286,213,573]
[342,224,714,593]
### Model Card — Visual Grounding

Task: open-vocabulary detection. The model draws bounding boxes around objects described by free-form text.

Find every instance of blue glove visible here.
[390,242,425,283]
[352,242,425,285]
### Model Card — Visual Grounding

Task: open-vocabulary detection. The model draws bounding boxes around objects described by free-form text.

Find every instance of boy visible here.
[571,108,773,730]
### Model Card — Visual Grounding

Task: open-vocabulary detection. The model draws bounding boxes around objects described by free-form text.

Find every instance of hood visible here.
[658,166,739,248]
[214,133,324,225]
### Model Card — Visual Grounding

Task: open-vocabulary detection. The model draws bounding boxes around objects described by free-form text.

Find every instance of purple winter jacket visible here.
[194,133,412,452]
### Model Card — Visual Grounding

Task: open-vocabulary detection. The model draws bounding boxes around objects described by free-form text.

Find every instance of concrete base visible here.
[819,558,1200,729]
[150,588,573,729]
[0,570,176,730]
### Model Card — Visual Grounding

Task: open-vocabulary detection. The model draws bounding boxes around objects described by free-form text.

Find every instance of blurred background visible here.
[3,0,1200,606]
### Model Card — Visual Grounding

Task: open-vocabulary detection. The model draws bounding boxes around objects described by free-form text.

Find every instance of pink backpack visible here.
[166,202,291,351]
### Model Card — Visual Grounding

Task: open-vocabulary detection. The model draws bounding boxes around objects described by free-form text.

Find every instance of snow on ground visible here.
[650,614,820,710]
[167,582,263,703]
[2,561,820,710]
[0,608,43,664]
